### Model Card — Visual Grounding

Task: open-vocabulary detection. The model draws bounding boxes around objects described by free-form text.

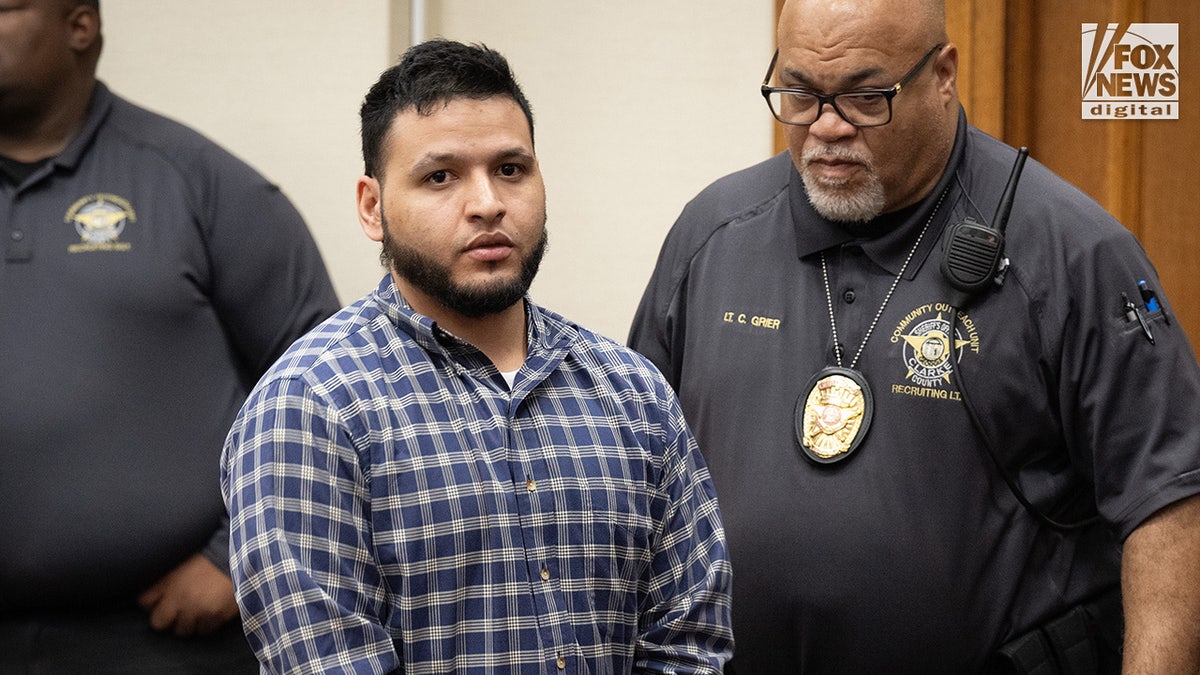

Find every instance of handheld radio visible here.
[940,146,1028,307]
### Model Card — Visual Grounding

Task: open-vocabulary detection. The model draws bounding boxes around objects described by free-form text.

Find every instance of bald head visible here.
[779,0,946,61]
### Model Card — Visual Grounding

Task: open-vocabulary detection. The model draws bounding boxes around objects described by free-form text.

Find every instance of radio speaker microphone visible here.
[940,146,1028,307]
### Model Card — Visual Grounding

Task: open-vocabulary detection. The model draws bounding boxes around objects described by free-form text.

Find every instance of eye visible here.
[497,163,524,178]
[426,170,449,184]
[857,93,886,103]
[786,91,819,107]
[843,92,887,106]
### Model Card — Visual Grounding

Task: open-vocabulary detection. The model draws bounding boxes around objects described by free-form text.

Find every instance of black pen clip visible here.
[1122,292,1155,345]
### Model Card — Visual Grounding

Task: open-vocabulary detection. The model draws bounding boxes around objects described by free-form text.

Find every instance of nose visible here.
[465,173,505,223]
[807,102,857,143]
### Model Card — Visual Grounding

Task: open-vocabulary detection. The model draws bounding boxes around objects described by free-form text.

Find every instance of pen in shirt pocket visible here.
[1138,279,1172,325]
[1122,291,1155,345]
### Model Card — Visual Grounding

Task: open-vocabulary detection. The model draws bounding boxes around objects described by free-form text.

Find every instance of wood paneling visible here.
[947,0,1008,137]
[1140,0,1200,344]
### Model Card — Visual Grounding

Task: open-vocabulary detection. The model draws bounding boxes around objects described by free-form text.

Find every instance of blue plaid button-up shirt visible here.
[222,276,732,674]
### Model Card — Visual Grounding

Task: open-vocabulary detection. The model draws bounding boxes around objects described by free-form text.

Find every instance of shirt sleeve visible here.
[1053,225,1200,540]
[633,382,733,673]
[628,223,688,391]
[196,144,342,380]
[200,516,231,574]
[222,375,399,674]
[193,146,341,577]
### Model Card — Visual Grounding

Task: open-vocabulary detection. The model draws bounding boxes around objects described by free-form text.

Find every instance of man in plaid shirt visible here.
[221,39,732,674]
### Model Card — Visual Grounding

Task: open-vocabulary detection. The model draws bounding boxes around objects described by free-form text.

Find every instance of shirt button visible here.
[833,342,846,362]
[842,289,856,304]
[525,478,537,492]
[556,656,566,669]
[540,568,550,581]
[10,231,23,241]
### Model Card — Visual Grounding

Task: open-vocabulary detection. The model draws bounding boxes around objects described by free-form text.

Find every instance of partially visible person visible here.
[0,0,340,671]
[629,0,1200,672]
[221,39,732,674]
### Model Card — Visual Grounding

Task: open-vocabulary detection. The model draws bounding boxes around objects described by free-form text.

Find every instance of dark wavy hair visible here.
[360,39,535,178]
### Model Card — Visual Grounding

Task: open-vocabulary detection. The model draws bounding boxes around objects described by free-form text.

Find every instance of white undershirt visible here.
[500,370,519,388]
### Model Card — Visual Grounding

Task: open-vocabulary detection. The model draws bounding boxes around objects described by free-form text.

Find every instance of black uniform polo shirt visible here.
[0,83,341,610]
[630,110,1200,672]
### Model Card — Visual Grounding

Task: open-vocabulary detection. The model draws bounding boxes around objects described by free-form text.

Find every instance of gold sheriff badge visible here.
[796,367,874,464]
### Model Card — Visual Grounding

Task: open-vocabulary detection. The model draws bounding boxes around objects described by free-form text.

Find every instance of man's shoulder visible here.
[103,91,219,151]
[260,295,391,387]
[645,152,793,293]
[536,304,667,384]
[99,87,259,178]
[962,125,1127,245]
[679,151,794,231]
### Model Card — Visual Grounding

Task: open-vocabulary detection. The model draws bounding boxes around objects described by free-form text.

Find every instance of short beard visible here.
[800,146,886,223]
[381,220,548,319]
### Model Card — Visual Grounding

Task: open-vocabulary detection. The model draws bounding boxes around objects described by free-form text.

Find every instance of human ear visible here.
[356,175,384,243]
[934,43,959,103]
[66,4,100,54]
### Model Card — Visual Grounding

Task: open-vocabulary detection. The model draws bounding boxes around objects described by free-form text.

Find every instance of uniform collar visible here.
[3,82,112,193]
[791,107,969,278]
[49,81,114,174]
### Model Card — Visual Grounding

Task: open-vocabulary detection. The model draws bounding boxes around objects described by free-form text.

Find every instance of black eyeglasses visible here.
[761,44,943,128]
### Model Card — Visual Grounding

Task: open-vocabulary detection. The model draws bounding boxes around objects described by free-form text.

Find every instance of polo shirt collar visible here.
[49,81,113,174]
[791,107,969,278]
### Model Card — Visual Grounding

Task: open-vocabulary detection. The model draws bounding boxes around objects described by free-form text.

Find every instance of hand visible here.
[137,553,241,637]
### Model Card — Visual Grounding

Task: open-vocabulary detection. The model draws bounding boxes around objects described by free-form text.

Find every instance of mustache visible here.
[800,145,873,168]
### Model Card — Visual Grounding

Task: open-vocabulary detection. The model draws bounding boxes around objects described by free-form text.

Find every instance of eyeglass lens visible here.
[767,91,892,126]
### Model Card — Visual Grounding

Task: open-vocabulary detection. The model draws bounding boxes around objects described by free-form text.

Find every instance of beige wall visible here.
[97,1,775,341]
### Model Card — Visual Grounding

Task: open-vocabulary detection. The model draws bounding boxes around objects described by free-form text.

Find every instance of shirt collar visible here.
[49,81,114,174]
[370,274,572,364]
[4,82,111,193]
[791,107,969,278]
